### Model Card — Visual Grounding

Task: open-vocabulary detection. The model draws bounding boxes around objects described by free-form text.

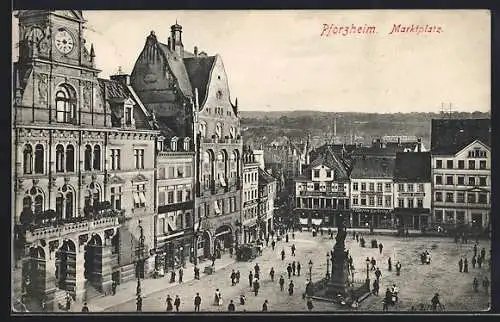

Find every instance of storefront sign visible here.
[352,208,392,215]
[399,192,425,197]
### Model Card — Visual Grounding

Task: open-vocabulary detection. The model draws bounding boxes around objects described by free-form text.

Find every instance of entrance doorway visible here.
[55,239,77,295]
[84,234,103,289]
[24,246,46,299]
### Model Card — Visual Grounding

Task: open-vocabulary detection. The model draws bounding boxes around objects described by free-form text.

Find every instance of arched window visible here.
[34,144,44,174]
[93,145,101,170]
[34,195,43,215]
[65,191,73,219]
[171,137,178,151]
[84,145,92,171]
[65,145,75,172]
[183,138,190,151]
[23,196,32,209]
[215,123,222,138]
[230,151,237,178]
[56,144,65,172]
[23,144,33,174]
[55,86,76,123]
[56,193,64,219]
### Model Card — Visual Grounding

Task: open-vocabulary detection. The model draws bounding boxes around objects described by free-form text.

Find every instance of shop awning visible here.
[299,218,309,225]
[312,219,323,226]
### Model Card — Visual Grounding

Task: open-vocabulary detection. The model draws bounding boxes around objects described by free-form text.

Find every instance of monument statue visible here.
[326,217,350,297]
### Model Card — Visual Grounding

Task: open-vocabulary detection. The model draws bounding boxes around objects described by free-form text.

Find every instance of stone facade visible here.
[242,147,260,243]
[12,10,158,311]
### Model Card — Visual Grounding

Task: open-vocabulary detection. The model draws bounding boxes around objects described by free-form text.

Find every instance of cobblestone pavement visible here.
[85,231,491,313]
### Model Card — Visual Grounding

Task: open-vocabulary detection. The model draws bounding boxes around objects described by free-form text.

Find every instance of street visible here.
[91,231,490,312]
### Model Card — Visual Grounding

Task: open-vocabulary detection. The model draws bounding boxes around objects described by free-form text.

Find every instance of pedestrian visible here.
[395,261,402,276]
[291,244,296,256]
[271,240,276,251]
[473,277,479,292]
[356,234,359,243]
[170,270,176,283]
[431,293,440,311]
[229,246,233,258]
[473,243,478,257]
[240,294,246,305]
[231,269,236,286]
[459,258,463,272]
[214,289,222,306]
[211,254,216,266]
[385,288,393,307]
[464,258,469,273]
[253,279,260,296]
[480,248,486,261]
[292,261,296,276]
[194,266,200,280]
[179,268,183,283]
[174,295,181,312]
[388,257,392,272]
[41,298,46,312]
[472,256,477,269]
[405,228,409,237]
[297,261,301,276]
[371,257,376,271]
[477,256,483,268]
[391,284,399,303]
[81,302,89,312]
[270,267,275,282]
[236,270,241,283]
[286,234,289,243]
[307,297,314,311]
[287,263,292,279]
[375,267,382,281]
[255,270,260,280]
[281,249,286,260]
[379,242,383,254]
[262,300,269,312]
[227,300,235,312]
[111,280,117,295]
[382,298,388,312]
[279,275,285,291]
[292,232,295,239]
[248,271,253,287]
[482,277,490,294]
[136,295,142,312]
[194,293,201,312]
[254,263,260,275]
[288,280,294,295]
[266,236,270,247]
[166,295,174,311]
[65,292,72,311]
[372,279,380,296]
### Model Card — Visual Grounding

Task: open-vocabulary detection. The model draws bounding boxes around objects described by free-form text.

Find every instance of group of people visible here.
[382,284,399,311]
[420,250,431,265]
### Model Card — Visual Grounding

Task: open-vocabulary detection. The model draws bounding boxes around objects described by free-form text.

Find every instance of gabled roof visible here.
[259,168,276,185]
[305,145,350,180]
[351,145,403,158]
[351,157,395,179]
[394,152,431,182]
[183,56,217,108]
[157,43,193,98]
[431,118,490,155]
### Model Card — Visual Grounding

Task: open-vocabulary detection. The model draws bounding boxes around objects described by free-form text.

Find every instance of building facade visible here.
[350,158,394,228]
[293,145,351,228]
[155,135,195,273]
[258,168,277,238]
[12,10,158,310]
[393,152,432,229]
[130,25,243,261]
[430,119,491,231]
[242,147,260,243]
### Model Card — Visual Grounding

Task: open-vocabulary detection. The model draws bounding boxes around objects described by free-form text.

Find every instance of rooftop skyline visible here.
[12,10,490,113]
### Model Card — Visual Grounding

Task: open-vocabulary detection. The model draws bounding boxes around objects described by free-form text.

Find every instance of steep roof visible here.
[183,56,217,108]
[351,145,403,158]
[259,168,276,185]
[351,157,395,179]
[431,119,491,155]
[394,152,431,182]
[157,43,193,98]
[305,145,350,180]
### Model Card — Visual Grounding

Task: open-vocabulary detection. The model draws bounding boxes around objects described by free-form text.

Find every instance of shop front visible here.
[394,208,430,230]
[214,225,233,258]
[156,231,193,273]
[351,208,394,229]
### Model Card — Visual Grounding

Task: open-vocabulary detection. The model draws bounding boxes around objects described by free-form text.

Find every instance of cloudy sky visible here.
[12,10,490,113]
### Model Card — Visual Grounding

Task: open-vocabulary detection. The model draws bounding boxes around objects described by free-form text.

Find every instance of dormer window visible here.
[121,98,136,128]
[215,123,222,138]
[171,137,179,151]
[183,137,191,151]
[157,136,165,151]
[125,107,132,125]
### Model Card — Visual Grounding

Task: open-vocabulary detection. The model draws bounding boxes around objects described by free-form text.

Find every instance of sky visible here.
[12,10,490,113]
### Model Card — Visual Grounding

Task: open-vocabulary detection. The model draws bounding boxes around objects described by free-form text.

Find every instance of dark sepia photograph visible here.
[11,9,491,313]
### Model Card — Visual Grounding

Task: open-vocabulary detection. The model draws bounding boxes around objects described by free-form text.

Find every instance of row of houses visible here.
[292,119,491,232]
[12,10,276,310]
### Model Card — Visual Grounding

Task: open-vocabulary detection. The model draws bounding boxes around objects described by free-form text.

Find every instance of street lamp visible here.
[365,258,370,287]
[326,253,331,280]
[308,259,313,282]
[136,219,145,298]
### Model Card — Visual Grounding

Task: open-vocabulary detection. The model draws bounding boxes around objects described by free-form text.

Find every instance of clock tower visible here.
[14,10,106,127]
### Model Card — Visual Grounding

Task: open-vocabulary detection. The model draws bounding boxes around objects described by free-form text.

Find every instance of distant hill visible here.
[240,110,490,148]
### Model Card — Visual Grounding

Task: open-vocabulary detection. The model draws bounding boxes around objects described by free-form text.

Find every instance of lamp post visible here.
[365,258,370,287]
[136,220,145,298]
[308,259,313,282]
[326,253,331,280]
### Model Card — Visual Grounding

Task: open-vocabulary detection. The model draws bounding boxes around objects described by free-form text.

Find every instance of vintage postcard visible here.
[11,9,491,313]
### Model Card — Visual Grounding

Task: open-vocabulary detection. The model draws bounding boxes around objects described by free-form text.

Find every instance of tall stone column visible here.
[43,252,58,311]
[75,247,86,302]
[100,246,114,294]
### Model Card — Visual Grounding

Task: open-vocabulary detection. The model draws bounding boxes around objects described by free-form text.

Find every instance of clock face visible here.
[54,30,74,54]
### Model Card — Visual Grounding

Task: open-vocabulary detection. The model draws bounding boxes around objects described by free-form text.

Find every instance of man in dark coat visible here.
[388,257,392,271]
[395,261,402,276]
[297,262,301,276]
[178,268,183,283]
[371,257,377,271]
[194,293,201,312]
[253,279,260,296]
[478,256,483,268]
[136,295,142,312]
[254,263,260,275]
[262,300,269,312]
[248,271,253,287]
[286,234,289,243]
[288,280,294,295]
[231,270,236,286]
[270,267,275,282]
[279,275,285,291]
[174,295,181,312]
[291,244,296,256]
[281,249,286,260]
[480,248,486,261]
[375,267,382,281]
[464,258,469,273]
[378,242,384,254]
[194,266,200,280]
[372,279,380,295]
[287,263,293,279]
[227,300,235,312]
[81,303,89,312]
[271,240,276,251]
[473,243,478,257]
[292,261,296,276]
[471,256,477,269]
[459,258,463,272]
[236,270,241,283]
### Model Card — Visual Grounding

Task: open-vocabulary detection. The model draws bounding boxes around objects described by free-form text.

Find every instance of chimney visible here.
[194,46,198,56]
[170,22,184,57]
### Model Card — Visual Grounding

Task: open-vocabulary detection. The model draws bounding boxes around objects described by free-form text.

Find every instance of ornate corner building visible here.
[12,11,159,310]
[129,24,243,261]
